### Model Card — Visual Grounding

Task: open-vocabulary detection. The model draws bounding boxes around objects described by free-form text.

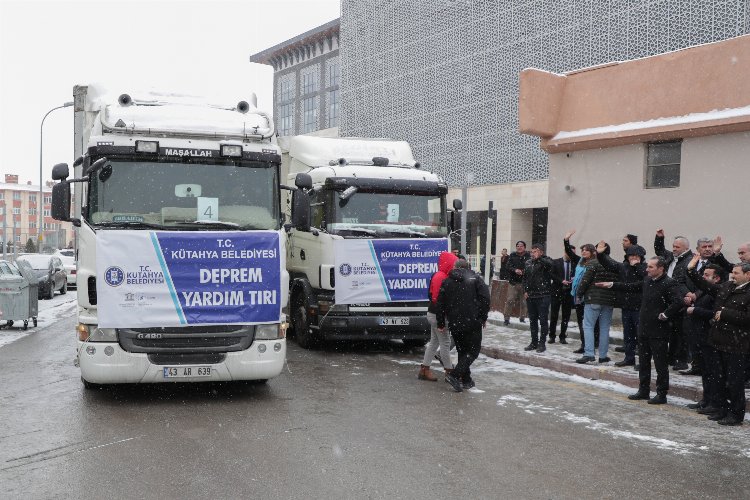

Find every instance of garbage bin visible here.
[6,260,38,329]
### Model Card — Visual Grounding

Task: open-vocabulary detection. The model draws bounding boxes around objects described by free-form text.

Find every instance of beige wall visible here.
[547,131,750,261]
[448,180,548,257]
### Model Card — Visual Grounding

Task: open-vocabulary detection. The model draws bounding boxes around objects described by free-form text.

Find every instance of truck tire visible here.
[292,292,319,349]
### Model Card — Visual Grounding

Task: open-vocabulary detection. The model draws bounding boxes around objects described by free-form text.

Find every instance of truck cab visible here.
[283,136,455,348]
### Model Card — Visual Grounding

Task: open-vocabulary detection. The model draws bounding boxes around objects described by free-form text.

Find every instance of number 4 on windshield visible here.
[197,197,218,221]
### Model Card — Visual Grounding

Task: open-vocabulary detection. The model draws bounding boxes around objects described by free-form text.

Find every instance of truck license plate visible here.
[379,317,409,326]
[163,366,212,378]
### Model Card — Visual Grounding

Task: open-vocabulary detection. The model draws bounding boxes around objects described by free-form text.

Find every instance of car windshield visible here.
[327,192,447,238]
[87,159,279,230]
[18,255,51,270]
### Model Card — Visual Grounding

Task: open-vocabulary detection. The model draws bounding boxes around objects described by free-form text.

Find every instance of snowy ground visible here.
[0,291,77,349]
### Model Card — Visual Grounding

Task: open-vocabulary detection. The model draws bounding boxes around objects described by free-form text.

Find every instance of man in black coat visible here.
[654,229,694,371]
[522,243,556,353]
[437,259,491,392]
[503,241,530,325]
[549,247,575,345]
[684,264,723,413]
[599,256,683,404]
[687,256,750,425]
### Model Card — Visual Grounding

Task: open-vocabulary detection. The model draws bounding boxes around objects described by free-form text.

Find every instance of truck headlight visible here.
[220,144,242,157]
[255,324,283,340]
[77,323,117,342]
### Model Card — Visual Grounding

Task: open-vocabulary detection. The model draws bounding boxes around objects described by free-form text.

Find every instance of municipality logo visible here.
[104,266,125,287]
[339,263,352,276]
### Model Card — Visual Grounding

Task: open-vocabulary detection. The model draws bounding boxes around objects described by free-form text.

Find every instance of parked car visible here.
[16,254,67,299]
[54,249,77,288]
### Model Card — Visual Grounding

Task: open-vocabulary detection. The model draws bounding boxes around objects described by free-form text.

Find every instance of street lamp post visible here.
[40,102,73,252]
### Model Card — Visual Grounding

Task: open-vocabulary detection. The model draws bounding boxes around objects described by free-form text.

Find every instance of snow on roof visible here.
[0,183,51,193]
[552,105,750,141]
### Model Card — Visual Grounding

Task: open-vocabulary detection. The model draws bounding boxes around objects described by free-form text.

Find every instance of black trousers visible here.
[527,295,551,345]
[639,336,669,395]
[452,327,483,384]
[701,343,720,408]
[708,349,747,420]
[550,290,573,340]
[684,317,702,371]
[667,316,688,365]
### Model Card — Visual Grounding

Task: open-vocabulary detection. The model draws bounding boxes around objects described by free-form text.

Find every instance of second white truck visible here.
[283,136,460,348]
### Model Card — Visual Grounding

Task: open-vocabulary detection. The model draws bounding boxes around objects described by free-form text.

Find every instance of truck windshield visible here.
[87,160,279,230]
[328,192,447,238]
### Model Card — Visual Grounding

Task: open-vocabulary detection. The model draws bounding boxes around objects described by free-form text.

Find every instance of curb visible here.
[487,318,625,346]
[480,344,711,404]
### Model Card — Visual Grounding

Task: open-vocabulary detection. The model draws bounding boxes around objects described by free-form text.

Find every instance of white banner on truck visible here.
[333,238,448,304]
[96,230,282,328]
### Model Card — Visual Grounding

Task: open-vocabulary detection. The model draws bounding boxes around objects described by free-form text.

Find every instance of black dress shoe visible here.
[548,337,556,344]
[679,367,702,376]
[647,394,667,405]
[697,406,722,415]
[614,346,626,353]
[634,364,640,371]
[573,347,585,354]
[708,412,728,421]
[672,362,689,371]
[523,344,538,351]
[717,415,744,426]
[615,359,635,367]
[598,357,611,363]
[519,318,526,323]
[686,401,704,410]
[560,338,568,344]
[536,343,546,353]
[503,319,510,326]
[462,379,476,390]
[576,355,595,364]
[628,391,650,400]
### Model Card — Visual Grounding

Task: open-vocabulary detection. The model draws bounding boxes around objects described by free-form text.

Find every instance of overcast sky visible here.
[0,0,340,185]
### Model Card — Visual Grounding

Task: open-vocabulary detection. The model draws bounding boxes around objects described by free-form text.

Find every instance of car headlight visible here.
[255,324,286,340]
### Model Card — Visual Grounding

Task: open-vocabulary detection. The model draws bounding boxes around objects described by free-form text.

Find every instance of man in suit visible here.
[599,256,683,404]
[654,229,693,371]
[549,246,575,344]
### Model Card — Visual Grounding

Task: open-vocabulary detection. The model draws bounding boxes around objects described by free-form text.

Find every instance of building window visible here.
[44,196,51,204]
[329,62,340,88]
[29,194,36,204]
[12,208,20,215]
[29,221,36,228]
[646,141,681,188]
[28,208,36,215]
[43,209,50,217]
[278,103,293,136]
[302,71,318,95]
[0,193,4,200]
[279,80,293,102]
[302,97,318,133]
[328,89,339,128]
[13,192,21,200]
[15,235,20,243]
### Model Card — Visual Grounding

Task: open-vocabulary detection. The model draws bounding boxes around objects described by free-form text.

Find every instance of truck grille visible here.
[118,325,255,353]
[148,353,226,365]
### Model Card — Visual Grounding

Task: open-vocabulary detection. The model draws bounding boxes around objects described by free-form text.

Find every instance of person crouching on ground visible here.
[419,251,458,382]
[437,259,490,392]
[522,243,555,353]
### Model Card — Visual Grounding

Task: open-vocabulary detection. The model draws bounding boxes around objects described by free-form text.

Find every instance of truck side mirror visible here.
[51,163,69,181]
[291,191,311,231]
[51,182,73,223]
[452,199,462,211]
[295,173,313,190]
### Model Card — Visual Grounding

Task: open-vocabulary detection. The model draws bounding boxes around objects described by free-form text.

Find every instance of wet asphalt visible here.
[1,313,749,499]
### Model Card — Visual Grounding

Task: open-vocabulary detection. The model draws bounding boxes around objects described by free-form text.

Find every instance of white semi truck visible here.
[51,84,288,387]
[283,136,460,348]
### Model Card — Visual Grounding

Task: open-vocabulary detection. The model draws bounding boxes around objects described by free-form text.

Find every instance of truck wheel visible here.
[292,293,318,349]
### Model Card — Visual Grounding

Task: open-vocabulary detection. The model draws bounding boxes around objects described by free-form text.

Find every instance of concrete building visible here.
[249,19,340,138]
[339,0,750,257]
[519,34,750,258]
[0,174,72,252]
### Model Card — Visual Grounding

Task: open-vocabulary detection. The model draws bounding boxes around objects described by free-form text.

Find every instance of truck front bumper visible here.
[78,339,286,384]
[315,315,430,341]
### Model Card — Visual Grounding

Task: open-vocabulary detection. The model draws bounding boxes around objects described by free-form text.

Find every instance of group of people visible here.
[495,232,750,426]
